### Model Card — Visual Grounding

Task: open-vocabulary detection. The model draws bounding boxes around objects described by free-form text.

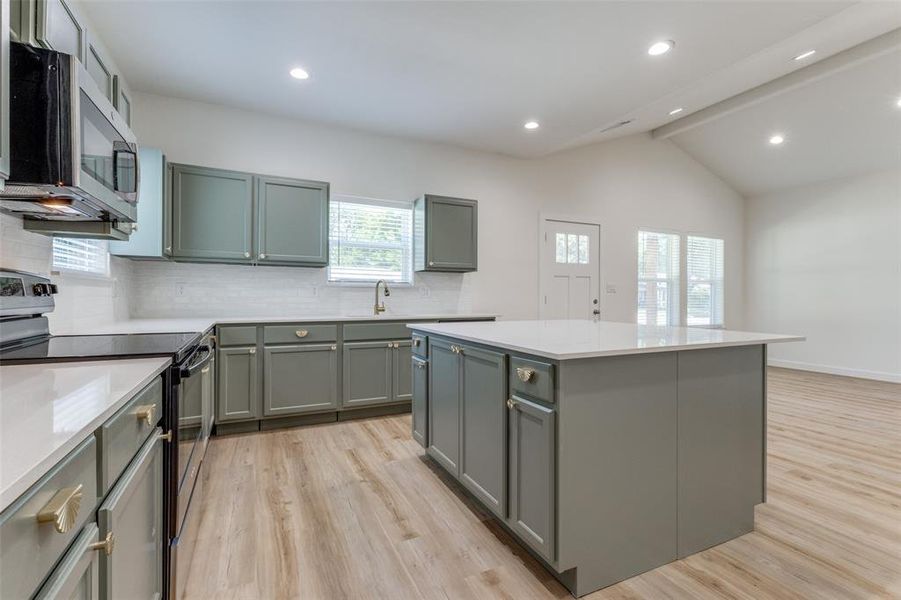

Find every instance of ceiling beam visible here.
[651,28,901,140]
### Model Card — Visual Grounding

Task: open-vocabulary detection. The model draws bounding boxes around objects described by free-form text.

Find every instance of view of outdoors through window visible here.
[637,230,680,326]
[555,232,590,264]
[687,235,725,327]
[328,197,413,283]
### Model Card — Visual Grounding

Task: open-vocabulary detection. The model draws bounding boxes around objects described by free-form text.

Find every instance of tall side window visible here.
[328,196,413,284]
[637,230,680,326]
[687,236,724,327]
[52,238,110,276]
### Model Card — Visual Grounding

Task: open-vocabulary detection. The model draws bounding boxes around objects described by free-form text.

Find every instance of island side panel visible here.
[676,344,765,558]
[557,352,678,594]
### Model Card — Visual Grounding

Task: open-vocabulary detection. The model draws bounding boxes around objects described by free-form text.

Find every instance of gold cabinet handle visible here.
[134,404,156,426]
[393,342,400,349]
[516,367,535,383]
[89,531,115,556]
[259,253,267,259]
[429,261,435,266]
[36,484,83,534]
[415,360,425,369]
[201,366,210,374]
[159,430,173,443]
[165,246,172,253]
[413,338,421,347]
[295,329,309,338]
[506,398,516,410]
[330,344,337,351]
[249,347,256,355]
[244,251,251,258]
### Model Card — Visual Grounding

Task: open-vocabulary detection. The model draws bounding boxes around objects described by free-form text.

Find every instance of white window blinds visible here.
[52,238,109,275]
[637,230,680,326]
[687,236,724,327]
[328,196,413,283]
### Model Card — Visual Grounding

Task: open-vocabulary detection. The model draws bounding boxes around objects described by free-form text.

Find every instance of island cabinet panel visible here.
[676,345,764,557]
[264,344,338,416]
[217,346,258,422]
[171,164,255,263]
[342,341,392,408]
[255,176,329,266]
[460,346,507,519]
[97,432,164,600]
[508,395,555,562]
[427,339,461,474]
[34,522,101,600]
[411,356,428,447]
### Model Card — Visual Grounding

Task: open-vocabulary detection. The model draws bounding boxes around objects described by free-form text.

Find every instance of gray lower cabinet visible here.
[217,346,258,422]
[97,431,164,600]
[459,346,506,519]
[392,341,413,402]
[414,194,478,272]
[507,394,555,563]
[411,356,428,447]
[34,523,101,600]
[264,343,338,416]
[342,341,391,408]
[427,339,461,474]
[255,176,329,266]
[171,164,254,263]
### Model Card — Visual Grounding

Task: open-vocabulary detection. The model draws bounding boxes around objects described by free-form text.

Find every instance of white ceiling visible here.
[81,1,901,158]
[669,47,901,196]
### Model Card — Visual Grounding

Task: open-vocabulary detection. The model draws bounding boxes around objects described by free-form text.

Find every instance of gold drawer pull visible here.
[516,367,535,383]
[134,404,156,426]
[159,430,173,443]
[201,366,210,374]
[413,338,421,347]
[295,329,309,338]
[36,484,83,533]
[506,398,516,410]
[89,531,115,556]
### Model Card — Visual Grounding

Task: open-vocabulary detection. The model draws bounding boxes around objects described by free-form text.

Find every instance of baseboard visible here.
[767,359,901,384]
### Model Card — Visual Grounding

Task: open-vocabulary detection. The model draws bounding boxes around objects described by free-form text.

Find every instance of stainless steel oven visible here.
[1,42,139,222]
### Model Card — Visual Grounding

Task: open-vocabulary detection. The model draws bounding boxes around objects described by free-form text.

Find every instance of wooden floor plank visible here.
[184,367,901,599]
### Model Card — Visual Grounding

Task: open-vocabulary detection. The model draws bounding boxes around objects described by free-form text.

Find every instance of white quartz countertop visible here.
[407,320,804,360]
[53,314,497,336]
[0,357,171,512]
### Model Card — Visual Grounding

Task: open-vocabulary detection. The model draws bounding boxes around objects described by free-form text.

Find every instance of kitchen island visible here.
[407,319,803,597]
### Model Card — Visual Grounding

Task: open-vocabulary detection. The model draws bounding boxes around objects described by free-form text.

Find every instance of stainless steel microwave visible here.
[0,42,139,222]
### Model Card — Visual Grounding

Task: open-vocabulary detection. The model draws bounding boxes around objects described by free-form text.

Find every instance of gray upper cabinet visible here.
[85,38,113,101]
[34,0,85,59]
[459,345,506,519]
[34,523,101,600]
[411,356,428,447]
[112,75,131,126]
[171,164,255,263]
[263,343,338,416]
[255,176,329,266]
[427,339,461,475]
[217,346,258,422]
[110,148,170,259]
[508,394,555,563]
[97,432,164,600]
[414,194,478,272]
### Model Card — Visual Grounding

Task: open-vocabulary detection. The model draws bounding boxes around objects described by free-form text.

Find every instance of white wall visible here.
[745,169,901,382]
[126,93,746,324]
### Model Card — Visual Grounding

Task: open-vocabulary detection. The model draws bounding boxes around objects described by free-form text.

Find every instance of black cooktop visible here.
[0,332,202,364]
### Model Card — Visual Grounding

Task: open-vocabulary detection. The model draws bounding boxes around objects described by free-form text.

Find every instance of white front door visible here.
[540,219,601,319]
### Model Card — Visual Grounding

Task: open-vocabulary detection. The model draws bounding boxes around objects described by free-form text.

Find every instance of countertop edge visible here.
[0,358,172,513]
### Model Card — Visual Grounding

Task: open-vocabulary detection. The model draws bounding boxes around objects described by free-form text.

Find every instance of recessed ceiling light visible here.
[289,67,310,80]
[648,40,674,56]
[669,107,684,116]
[793,50,816,61]
[524,121,540,130]
[769,134,785,145]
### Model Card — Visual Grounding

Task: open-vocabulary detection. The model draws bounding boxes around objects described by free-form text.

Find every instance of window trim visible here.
[326,193,414,286]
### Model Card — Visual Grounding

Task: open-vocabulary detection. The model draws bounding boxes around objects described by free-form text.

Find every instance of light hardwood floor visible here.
[182,368,901,599]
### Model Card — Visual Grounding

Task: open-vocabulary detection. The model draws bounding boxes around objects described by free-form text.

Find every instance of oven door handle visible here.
[179,345,212,378]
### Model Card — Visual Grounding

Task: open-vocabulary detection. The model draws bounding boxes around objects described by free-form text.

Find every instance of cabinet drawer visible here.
[509,357,555,404]
[0,436,98,600]
[218,326,257,346]
[411,333,428,358]
[33,522,100,600]
[264,324,337,344]
[344,322,411,341]
[97,377,163,495]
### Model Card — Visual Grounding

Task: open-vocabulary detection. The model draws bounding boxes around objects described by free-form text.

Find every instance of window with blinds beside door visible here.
[637,230,681,326]
[687,236,725,327]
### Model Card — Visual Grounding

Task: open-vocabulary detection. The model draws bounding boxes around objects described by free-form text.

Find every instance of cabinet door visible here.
[342,341,391,409]
[35,0,85,60]
[460,345,506,518]
[427,339,461,475]
[425,196,477,271]
[391,340,413,403]
[171,164,254,262]
[264,344,338,416]
[199,354,213,456]
[255,176,328,266]
[508,395,555,562]
[110,148,167,258]
[217,346,258,422]
[411,357,428,447]
[33,522,100,600]
[112,75,132,126]
[97,432,164,600]
[85,39,113,101]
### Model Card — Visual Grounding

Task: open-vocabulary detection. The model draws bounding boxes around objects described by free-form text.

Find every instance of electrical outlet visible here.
[175,282,187,297]
[606,284,617,294]
[418,286,430,298]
